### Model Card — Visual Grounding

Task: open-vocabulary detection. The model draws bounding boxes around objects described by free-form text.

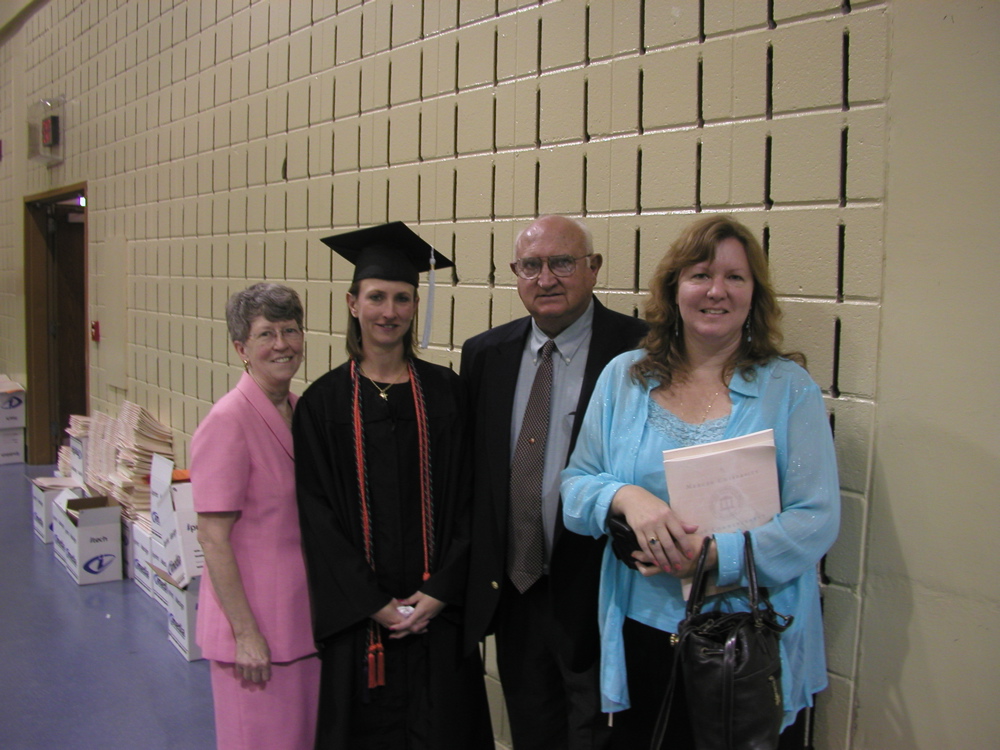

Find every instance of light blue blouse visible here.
[561,350,840,728]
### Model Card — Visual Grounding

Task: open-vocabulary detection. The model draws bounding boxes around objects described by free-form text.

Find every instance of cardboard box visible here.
[69,435,88,484]
[0,378,25,428]
[121,518,134,580]
[51,492,123,585]
[149,539,172,611]
[165,576,203,661]
[149,454,203,589]
[31,477,85,543]
[131,523,154,596]
[0,427,25,465]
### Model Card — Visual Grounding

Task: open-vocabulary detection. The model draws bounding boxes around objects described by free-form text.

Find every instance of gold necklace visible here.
[360,365,406,401]
[697,390,721,423]
[676,385,723,423]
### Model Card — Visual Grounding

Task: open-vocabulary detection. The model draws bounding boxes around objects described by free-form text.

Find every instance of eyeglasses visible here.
[510,254,593,280]
[248,326,303,344]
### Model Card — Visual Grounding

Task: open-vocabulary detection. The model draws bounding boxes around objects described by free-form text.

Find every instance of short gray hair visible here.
[225,283,304,343]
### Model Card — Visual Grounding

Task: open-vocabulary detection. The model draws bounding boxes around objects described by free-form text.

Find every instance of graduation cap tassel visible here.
[420,254,436,349]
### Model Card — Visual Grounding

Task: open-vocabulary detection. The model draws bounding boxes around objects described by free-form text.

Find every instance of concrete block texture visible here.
[821,584,860,677]
[456,88,496,154]
[814,672,854,750]
[841,206,882,300]
[494,79,537,150]
[644,0,700,48]
[781,299,836,391]
[702,33,768,121]
[767,209,841,297]
[772,17,844,113]
[827,489,867,587]
[453,222,494,286]
[699,121,768,208]
[642,45,699,129]
[457,22,496,90]
[539,68,586,144]
[495,10,539,81]
[833,301,879,398]
[638,130,699,211]
[704,0,769,35]
[588,0,641,61]
[539,0,586,71]
[845,107,886,201]
[586,58,640,138]
[769,112,844,204]
[389,45,423,107]
[586,139,638,215]
[538,147,584,216]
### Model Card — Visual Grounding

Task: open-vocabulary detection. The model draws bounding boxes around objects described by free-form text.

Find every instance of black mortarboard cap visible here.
[321,221,454,287]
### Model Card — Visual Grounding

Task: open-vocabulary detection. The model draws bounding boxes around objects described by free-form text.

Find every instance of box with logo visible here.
[131,522,154,596]
[149,454,203,589]
[149,539,172,611]
[0,378,25,428]
[69,435,88,484]
[121,518,134,580]
[165,575,202,661]
[0,427,24,465]
[31,477,86,543]
[51,491,122,585]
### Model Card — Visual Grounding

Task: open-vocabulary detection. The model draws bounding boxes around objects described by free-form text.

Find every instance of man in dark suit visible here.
[461,215,648,750]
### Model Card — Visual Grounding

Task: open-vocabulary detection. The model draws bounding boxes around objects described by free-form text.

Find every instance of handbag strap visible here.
[685,536,715,618]
[649,634,683,750]
[743,530,764,625]
[742,530,793,632]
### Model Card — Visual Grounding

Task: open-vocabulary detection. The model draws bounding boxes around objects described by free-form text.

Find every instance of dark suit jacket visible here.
[460,298,648,670]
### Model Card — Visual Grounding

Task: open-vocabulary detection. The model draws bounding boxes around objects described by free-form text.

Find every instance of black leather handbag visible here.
[651,531,793,750]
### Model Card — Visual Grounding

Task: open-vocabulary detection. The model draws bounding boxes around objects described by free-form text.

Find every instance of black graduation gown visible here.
[293,359,492,750]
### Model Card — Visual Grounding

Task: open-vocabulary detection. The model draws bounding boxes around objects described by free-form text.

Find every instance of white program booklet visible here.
[662,429,780,598]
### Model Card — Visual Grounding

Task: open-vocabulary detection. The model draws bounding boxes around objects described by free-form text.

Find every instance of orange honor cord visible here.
[408,361,435,582]
[351,359,436,689]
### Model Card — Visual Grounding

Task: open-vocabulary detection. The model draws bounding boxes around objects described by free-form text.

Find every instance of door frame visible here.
[24,181,88,465]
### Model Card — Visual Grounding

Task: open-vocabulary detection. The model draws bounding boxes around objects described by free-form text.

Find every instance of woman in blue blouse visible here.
[561,215,840,748]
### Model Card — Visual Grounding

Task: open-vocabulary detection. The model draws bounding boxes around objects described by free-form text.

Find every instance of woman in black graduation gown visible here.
[293,222,493,750]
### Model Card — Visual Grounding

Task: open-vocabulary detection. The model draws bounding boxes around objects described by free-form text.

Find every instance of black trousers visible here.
[493,575,612,750]
[611,618,808,750]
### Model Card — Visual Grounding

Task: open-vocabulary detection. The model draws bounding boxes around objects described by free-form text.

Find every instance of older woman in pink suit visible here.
[192,283,319,750]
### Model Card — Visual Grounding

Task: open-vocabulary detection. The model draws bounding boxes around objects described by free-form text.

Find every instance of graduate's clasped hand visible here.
[372,592,446,639]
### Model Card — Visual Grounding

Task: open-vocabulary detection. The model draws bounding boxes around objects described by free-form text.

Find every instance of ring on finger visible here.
[649,537,659,546]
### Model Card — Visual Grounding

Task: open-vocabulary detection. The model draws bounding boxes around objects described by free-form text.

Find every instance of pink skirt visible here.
[210,655,320,750]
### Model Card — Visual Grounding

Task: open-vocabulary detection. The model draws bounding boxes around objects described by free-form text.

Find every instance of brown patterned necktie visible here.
[507,339,556,593]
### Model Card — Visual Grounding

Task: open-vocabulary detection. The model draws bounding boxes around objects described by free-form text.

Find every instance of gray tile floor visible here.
[0,462,215,749]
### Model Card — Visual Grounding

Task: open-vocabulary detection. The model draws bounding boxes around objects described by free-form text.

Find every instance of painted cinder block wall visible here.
[0,1,996,748]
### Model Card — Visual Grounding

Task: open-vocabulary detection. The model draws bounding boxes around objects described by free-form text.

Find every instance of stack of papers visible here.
[110,401,174,523]
[60,414,91,476]
[85,412,119,497]
[57,445,73,477]
[66,414,90,438]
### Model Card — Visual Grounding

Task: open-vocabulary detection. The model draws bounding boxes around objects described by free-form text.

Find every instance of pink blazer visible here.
[191,372,316,663]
